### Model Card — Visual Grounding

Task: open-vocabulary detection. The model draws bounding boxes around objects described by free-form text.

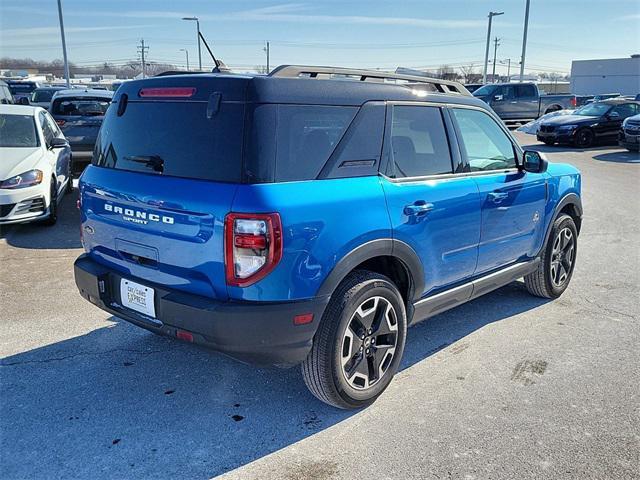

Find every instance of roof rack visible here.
[269,65,472,96]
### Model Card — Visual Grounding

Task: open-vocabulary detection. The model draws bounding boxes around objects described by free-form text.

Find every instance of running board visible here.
[411,259,540,325]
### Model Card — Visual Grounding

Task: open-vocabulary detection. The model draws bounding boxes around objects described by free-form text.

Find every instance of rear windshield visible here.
[51,97,111,116]
[0,114,39,148]
[93,100,244,182]
[31,89,59,103]
[8,83,37,94]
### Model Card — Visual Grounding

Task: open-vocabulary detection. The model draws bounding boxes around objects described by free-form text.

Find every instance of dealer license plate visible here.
[120,279,156,317]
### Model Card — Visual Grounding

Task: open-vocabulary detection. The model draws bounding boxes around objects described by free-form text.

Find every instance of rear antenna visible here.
[198,31,222,72]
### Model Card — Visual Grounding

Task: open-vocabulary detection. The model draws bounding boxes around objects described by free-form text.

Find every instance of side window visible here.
[611,103,638,119]
[39,112,55,145]
[388,106,453,178]
[45,112,61,137]
[499,85,516,100]
[452,108,517,172]
[275,105,356,182]
[516,84,536,98]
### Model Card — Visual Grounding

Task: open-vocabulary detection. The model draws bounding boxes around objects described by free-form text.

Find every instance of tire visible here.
[574,128,594,148]
[544,105,561,115]
[43,179,58,226]
[65,161,73,194]
[543,139,555,146]
[524,214,577,299]
[302,270,407,409]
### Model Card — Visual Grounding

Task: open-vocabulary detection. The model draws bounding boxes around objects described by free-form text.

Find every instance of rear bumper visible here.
[74,254,329,367]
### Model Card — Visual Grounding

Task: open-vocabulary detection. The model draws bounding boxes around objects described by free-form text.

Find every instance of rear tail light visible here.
[570,97,577,108]
[225,213,282,287]
[56,119,66,127]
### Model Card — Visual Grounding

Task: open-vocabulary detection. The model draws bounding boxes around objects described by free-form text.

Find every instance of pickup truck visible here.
[473,82,579,122]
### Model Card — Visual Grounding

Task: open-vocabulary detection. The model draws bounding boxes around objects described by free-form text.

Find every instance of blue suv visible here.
[74,66,582,409]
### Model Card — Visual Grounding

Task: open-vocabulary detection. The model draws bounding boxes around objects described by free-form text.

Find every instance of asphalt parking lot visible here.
[1,132,638,480]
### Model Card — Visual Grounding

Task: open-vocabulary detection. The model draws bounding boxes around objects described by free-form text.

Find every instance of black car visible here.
[537,99,640,147]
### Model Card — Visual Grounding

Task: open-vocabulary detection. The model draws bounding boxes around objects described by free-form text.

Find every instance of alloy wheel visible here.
[550,227,575,287]
[340,296,398,390]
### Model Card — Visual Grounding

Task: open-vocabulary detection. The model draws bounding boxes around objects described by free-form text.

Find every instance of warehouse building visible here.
[570,55,640,95]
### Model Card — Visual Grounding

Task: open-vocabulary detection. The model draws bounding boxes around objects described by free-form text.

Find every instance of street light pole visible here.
[519,0,531,82]
[56,0,71,87]
[182,17,202,71]
[180,49,189,71]
[483,11,504,85]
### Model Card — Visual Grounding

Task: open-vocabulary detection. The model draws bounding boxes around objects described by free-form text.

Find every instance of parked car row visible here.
[536,99,640,148]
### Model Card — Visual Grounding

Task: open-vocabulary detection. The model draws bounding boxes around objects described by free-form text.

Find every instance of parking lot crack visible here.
[0,348,169,366]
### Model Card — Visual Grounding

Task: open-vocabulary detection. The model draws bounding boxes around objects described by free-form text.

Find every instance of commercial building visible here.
[570,56,640,95]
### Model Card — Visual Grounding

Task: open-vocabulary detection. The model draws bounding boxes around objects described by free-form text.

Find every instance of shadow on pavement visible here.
[592,150,640,163]
[1,281,549,479]
[0,191,81,249]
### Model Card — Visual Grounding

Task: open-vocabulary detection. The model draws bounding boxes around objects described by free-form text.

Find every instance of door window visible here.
[610,103,639,119]
[515,84,536,98]
[452,108,517,172]
[388,106,453,178]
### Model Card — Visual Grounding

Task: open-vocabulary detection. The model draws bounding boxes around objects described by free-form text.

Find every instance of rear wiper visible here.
[124,155,164,173]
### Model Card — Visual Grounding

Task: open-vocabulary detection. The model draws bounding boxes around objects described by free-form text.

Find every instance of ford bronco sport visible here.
[74,65,582,409]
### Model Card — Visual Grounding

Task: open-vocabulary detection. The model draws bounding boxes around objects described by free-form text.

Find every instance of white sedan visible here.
[0,105,72,226]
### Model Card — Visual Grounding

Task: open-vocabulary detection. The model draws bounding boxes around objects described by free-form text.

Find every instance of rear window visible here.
[8,83,37,94]
[31,89,58,103]
[93,100,244,183]
[51,97,111,116]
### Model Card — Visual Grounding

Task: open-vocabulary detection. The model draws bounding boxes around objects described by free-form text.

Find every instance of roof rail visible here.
[269,65,472,96]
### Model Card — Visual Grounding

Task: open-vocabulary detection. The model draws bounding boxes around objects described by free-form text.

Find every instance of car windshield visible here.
[472,85,497,96]
[573,103,611,117]
[0,114,39,148]
[51,97,111,116]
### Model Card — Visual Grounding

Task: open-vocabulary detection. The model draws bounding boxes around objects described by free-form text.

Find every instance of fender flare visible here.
[317,238,425,303]
[539,193,583,256]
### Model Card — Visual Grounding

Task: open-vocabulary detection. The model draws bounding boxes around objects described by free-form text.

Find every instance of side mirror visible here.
[19,97,30,105]
[493,94,504,102]
[49,137,69,149]
[522,150,548,173]
[608,111,620,119]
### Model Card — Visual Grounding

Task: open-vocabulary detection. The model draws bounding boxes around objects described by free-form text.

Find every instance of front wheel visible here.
[43,179,58,226]
[302,270,407,409]
[574,128,594,148]
[524,214,577,298]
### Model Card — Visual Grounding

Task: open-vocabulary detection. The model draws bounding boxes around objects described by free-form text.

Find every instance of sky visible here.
[1,0,639,75]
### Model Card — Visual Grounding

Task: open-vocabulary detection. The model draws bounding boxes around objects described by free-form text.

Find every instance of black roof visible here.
[596,98,640,105]
[117,68,488,109]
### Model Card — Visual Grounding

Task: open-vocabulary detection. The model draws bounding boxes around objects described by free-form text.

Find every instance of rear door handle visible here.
[488,192,509,203]
[404,202,434,216]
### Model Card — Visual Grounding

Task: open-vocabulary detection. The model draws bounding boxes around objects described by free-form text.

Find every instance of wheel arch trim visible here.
[316,238,425,303]
[539,193,582,256]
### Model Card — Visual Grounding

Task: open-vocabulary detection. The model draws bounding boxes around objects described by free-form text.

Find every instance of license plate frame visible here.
[120,279,156,318]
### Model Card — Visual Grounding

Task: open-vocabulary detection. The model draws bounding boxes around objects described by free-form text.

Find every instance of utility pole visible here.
[137,39,149,78]
[483,11,504,84]
[56,0,70,87]
[264,41,270,73]
[180,48,189,71]
[507,58,511,79]
[519,0,531,82]
[492,37,501,82]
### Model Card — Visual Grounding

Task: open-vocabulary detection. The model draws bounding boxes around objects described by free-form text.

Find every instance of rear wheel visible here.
[574,128,594,148]
[302,270,407,409]
[65,160,73,194]
[524,214,577,298]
